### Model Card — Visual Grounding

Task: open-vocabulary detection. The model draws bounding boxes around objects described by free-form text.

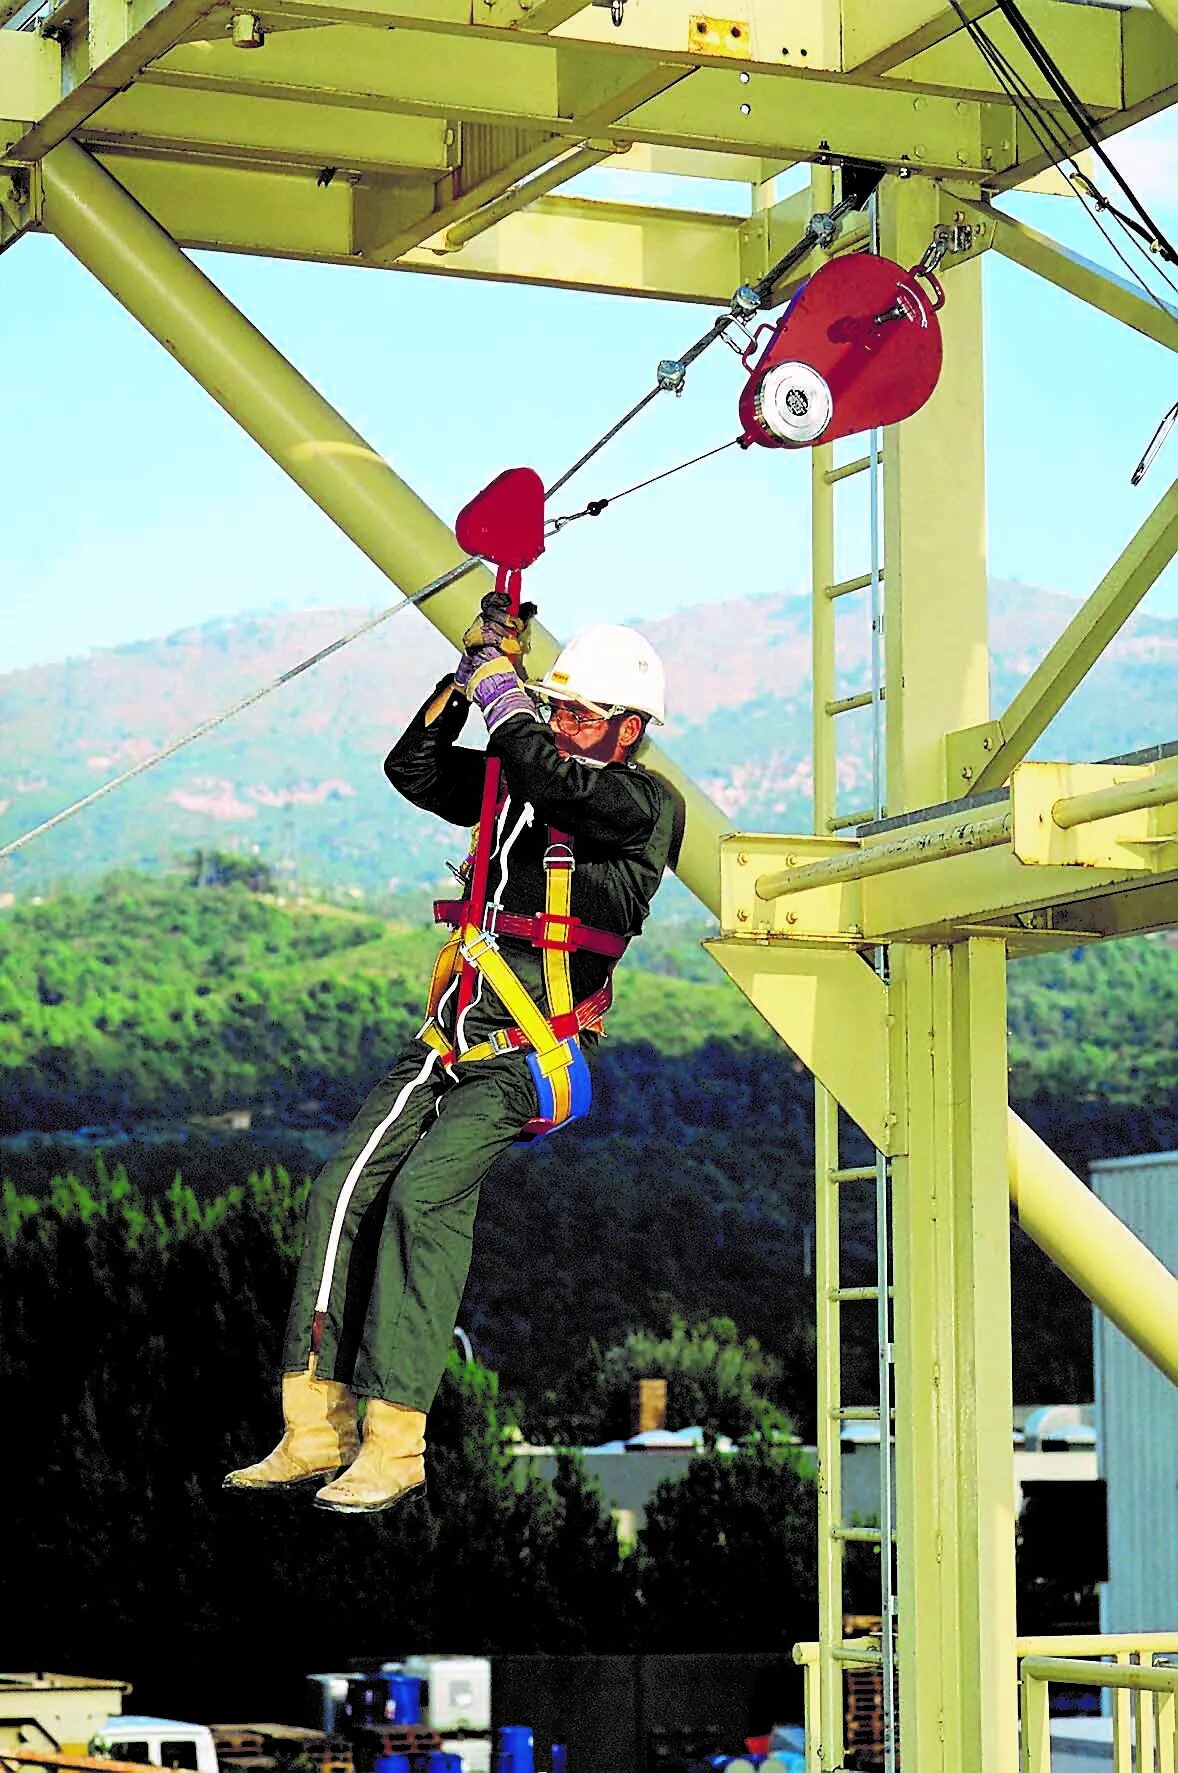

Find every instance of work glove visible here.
[455,647,538,736]
[461,591,537,677]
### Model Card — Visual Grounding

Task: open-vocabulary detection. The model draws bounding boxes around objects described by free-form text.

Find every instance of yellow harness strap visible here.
[419,827,585,1130]
[541,838,576,1024]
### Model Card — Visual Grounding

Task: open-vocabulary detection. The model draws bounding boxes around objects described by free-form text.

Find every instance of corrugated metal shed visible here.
[1091,1150,1178,1634]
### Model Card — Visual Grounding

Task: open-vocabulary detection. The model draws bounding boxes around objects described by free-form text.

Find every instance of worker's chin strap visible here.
[421,828,620,1141]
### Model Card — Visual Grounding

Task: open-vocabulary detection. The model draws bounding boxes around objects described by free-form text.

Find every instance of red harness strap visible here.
[433,900,627,959]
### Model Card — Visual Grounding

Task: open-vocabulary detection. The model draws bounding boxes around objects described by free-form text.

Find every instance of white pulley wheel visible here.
[755,360,834,444]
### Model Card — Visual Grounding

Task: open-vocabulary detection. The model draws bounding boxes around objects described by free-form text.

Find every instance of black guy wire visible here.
[946,0,1178,316]
[996,0,1178,268]
[965,1,1178,304]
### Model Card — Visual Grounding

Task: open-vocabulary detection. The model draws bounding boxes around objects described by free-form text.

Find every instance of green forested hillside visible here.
[2,872,1176,1124]
[3,869,1177,1424]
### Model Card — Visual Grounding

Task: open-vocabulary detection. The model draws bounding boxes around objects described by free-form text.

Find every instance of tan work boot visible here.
[223,1358,360,1492]
[313,1399,427,1515]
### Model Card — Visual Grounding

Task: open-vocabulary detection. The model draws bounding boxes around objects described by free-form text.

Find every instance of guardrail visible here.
[791,1633,1178,1773]
[1020,1638,1178,1773]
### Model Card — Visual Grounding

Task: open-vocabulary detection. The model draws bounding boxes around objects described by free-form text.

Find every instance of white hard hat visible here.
[532,624,666,725]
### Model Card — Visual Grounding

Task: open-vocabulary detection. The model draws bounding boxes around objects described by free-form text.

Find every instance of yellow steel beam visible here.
[397,188,746,293]
[60,149,745,298]
[1012,759,1178,866]
[5,0,221,161]
[957,478,1178,795]
[1144,0,1178,33]
[0,31,60,130]
[123,30,1011,178]
[39,136,730,911]
[86,84,460,174]
[841,0,998,77]
[704,938,891,1150]
[949,194,1178,354]
[371,65,690,258]
[1009,1116,1178,1386]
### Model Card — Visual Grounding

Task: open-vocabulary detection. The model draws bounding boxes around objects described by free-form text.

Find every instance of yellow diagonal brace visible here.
[1009,1114,1178,1386]
[951,194,1178,353]
[1143,0,1178,33]
[962,478,1178,794]
[39,137,729,912]
[441,139,629,250]
[704,939,891,1151]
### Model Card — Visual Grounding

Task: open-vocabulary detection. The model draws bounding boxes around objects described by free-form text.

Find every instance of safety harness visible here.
[419,824,626,1139]
[416,468,628,1141]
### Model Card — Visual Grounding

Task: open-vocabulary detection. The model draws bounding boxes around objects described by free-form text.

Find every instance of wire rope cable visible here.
[0,556,480,864]
[0,435,741,864]
[946,0,1178,314]
[995,0,1178,269]
[2,180,880,863]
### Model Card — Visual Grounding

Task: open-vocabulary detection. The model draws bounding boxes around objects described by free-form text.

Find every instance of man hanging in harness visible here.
[224,604,676,1514]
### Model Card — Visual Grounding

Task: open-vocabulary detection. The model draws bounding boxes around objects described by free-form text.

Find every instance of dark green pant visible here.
[282,1038,538,1411]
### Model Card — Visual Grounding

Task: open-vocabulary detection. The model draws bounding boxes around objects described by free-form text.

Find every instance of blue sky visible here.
[3,109,1176,673]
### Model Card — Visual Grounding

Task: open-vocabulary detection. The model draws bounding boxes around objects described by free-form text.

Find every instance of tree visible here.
[633,1441,818,1653]
[543,1312,796,1447]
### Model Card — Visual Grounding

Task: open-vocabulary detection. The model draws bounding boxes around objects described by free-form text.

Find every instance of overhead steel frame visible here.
[2,3,1178,1767]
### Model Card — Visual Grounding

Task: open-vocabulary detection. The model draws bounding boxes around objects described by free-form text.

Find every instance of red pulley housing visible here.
[455,467,546,575]
[739,252,944,450]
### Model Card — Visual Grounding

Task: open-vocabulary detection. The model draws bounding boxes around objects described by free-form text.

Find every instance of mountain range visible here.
[3,580,1176,898]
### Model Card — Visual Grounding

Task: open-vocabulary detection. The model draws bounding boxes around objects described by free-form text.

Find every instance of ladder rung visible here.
[830,1285,892,1303]
[833,1405,884,1422]
[831,1524,885,1543]
[826,807,874,832]
[823,454,875,486]
[826,686,885,717]
[829,1164,877,1184]
[824,570,881,599]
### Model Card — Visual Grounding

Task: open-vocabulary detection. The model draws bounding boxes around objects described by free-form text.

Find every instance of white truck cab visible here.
[98,1716,218,1773]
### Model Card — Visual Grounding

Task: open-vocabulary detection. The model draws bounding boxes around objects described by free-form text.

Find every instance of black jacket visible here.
[385,680,677,1030]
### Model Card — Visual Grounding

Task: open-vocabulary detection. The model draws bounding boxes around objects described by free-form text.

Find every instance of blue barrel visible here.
[495,1727,534,1773]
[375,1757,411,1773]
[425,1754,462,1773]
[386,1676,423,1726]
[551,1746,567,1773]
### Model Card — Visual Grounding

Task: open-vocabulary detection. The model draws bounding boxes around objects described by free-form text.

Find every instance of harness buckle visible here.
[487,1027,516,1055]
[543,842,575,871]
[461,928,500,965]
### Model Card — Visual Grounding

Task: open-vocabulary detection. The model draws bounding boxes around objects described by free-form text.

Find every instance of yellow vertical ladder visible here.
[809,282,897,1768]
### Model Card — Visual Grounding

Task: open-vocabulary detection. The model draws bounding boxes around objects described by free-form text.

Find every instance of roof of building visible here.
[0,1677,130,1695]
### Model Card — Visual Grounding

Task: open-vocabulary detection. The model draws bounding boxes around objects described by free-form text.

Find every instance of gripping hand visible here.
[461,591,537,677]
[455,647,538,735]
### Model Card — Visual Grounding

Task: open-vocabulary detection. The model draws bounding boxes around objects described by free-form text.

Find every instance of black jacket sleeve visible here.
[489,714,662,852]
[383,677,486,828]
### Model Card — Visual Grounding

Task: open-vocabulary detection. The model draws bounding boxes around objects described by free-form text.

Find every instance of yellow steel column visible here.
[889,937,1019,1772]
[879,175,990,814]
[878,172,1016,1772]
[38,138,729,905]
